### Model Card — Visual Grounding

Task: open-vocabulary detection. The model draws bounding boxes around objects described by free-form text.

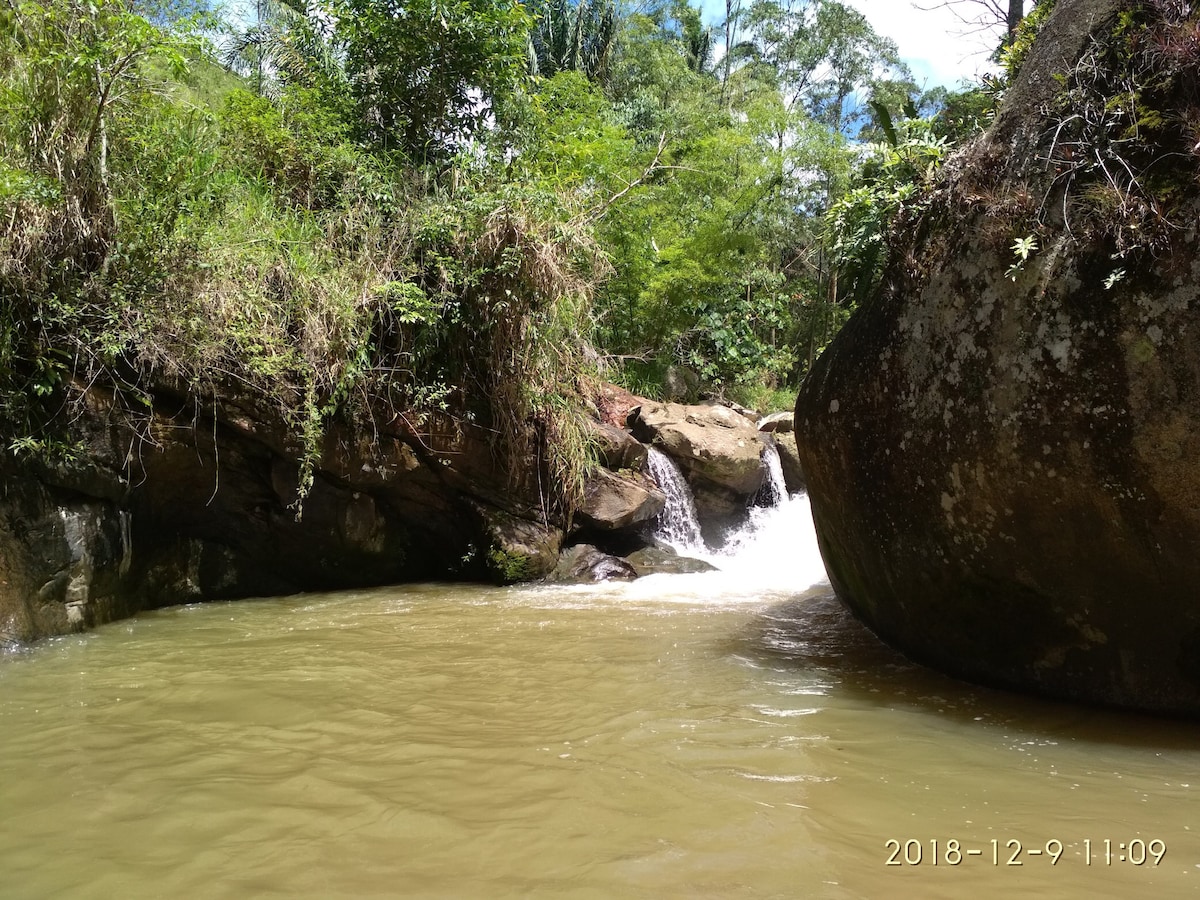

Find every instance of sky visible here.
[844,0,1002,88]
[697,0,1006,90]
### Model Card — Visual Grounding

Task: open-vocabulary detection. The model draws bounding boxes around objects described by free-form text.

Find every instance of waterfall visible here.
[710,491,823,586]
[645,446,705,554]
[637,441,828,597]
[755,440,788,507]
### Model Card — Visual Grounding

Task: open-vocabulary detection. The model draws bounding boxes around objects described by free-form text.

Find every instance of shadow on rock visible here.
[738,590,1200,751]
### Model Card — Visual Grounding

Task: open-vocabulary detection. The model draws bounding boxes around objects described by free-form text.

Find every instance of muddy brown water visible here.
[1,500,1198,898]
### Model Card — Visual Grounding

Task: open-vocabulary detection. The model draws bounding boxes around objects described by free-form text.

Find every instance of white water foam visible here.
[645,446,706,555]
[537,445,829,607]
[706,490,827,592]
[756,440,788,507]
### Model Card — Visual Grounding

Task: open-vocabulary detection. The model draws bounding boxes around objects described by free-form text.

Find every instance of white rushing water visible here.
[755,439,788,507]
[644,447,705,554]
[622,441,829,603]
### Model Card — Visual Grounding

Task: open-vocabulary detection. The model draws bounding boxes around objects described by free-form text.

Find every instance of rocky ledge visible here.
[1,381,796,646]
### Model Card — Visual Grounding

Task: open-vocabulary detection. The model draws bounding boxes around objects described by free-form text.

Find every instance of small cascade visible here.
[706,440,824,590]
[632,441,827,598]
[755,440,789,507]
[711,492,824,588]
[645,446,705,554]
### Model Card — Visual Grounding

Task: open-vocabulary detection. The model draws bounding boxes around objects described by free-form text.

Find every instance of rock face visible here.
[628,401,766,520]
[0,463,134,644]
[795,0,1200,714]
[0,383,564,642]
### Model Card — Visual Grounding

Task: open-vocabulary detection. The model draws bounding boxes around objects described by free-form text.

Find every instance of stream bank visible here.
[0,380,800,646]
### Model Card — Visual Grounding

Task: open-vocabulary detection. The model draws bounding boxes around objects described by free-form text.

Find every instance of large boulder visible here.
[794,0,1200,714]
[628,401,766,519]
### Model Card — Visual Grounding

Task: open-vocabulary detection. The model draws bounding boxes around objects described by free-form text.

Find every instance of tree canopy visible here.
[0,0,1000,484]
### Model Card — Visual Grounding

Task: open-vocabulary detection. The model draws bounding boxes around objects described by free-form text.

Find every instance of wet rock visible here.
[627,401,766,519]
[625,545,718,577]
[772,431,806,494]
[471,503,563,585]
[548,544,639,583]
[586,420,647,471]
[794,0,1200,715]
[575,468,665,532]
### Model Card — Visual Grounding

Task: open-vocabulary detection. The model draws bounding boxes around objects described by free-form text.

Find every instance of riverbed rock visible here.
[473,503,563,584]
[586,419,647,471]
[625,545,718,577]
[794,0,1200,715]
[627,401,766,519]
[575,468,665,532]
[548,544,639,583]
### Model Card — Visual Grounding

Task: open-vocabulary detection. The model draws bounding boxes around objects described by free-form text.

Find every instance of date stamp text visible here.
[884,838,1167,867]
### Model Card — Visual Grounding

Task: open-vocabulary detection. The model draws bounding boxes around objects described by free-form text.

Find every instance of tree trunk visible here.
[1007,0,1025,41]
[721,0,738,103]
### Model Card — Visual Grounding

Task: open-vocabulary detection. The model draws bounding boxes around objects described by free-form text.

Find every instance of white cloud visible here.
[844,0,1002,88]
[699,0,1004,89]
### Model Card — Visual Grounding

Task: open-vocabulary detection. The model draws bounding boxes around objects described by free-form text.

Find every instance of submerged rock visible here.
[625,545,717,577]
[795,0,1200,715]
[548,544,639,583]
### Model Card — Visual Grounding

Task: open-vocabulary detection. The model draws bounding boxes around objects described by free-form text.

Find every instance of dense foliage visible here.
[0,0,1001,502]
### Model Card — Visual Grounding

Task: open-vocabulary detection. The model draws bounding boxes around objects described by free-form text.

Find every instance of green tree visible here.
[0,0,208,430]
[527,0,618,82]
[221,0,343,101]
[336,0,532,164]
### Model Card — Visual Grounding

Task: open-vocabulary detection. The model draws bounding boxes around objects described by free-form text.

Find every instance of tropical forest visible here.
[8,0,1200,894]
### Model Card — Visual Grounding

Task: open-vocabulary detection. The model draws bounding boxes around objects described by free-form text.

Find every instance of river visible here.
[1,492,1198,898]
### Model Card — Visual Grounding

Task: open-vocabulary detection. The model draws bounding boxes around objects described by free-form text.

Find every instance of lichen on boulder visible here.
[795,0,1200,715]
